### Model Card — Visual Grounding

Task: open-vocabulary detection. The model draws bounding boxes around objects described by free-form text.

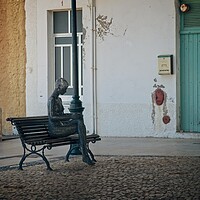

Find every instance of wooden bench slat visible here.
[23,134,49,141]
[19,128,48,134]
[7,116,48,121]
[18,130,48,136]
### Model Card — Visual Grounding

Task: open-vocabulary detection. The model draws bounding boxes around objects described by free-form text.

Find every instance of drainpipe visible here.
[91,0,98,134]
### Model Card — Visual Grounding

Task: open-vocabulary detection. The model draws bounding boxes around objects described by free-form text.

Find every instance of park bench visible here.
[6,116,101,170]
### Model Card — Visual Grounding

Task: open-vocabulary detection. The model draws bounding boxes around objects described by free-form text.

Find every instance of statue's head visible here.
[55,78,69,95]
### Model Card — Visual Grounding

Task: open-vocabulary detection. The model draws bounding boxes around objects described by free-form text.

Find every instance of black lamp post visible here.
[68,0,84,155]
[69,0,84,114]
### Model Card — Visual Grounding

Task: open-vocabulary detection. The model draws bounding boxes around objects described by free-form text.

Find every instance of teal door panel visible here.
[180,0,200,132]
[180,33,200,132]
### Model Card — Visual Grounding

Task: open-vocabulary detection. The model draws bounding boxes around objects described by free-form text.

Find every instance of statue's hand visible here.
[64,113,83,120]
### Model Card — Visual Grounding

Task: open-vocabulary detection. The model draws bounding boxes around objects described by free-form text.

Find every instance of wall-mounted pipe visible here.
[91,0,97,134]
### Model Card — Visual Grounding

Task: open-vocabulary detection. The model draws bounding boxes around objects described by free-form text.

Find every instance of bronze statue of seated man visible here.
[48,78,95,165]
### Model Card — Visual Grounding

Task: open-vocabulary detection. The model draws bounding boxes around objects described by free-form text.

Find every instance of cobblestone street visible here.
[0,155,200,200]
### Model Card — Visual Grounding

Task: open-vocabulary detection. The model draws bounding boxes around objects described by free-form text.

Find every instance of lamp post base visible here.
[68,98,84,113]
[68,98,85,156]
[68,144,82,156]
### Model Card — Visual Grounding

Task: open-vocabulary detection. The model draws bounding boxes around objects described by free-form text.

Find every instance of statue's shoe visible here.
[83,157,95,165]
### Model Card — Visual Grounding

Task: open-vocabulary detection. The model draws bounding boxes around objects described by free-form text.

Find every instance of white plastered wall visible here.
[89,0,177,137]
[25,0,200,138]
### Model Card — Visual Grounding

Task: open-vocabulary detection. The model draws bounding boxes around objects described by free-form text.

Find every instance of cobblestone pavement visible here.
[0,156,200,200]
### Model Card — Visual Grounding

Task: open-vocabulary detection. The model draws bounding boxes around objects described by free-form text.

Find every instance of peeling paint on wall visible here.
[82,27,87,43]
[82,27,87,62]
[87,0,92,11]
[96,14,113,40]
[151,97,156,124]
[123,28,127,36]
[153,83,165,89]
[151,82,169,127]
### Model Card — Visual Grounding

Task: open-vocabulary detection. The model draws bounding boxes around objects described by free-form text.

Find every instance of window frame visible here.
[48,9,83,109]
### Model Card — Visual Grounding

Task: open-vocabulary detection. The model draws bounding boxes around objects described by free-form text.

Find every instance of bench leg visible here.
[19,143,53,170]
[65,145,79,162]
[18,143,30,170]
[65,143,97,163]
[42,148,53,170]
[87,147,97,162]
[18,149,29,170]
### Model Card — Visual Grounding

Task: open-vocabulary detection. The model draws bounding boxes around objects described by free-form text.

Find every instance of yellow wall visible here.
[0,0,26,138]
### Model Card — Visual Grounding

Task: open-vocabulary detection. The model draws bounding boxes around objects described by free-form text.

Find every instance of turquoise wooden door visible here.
[180,0,200,132]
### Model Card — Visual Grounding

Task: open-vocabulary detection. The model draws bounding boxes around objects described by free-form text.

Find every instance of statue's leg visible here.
[77,120,95,165]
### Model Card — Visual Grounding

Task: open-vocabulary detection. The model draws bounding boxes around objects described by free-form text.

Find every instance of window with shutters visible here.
[181,0,200,30]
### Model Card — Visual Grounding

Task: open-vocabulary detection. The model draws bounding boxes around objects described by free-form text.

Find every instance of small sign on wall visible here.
[158,55,173,75]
